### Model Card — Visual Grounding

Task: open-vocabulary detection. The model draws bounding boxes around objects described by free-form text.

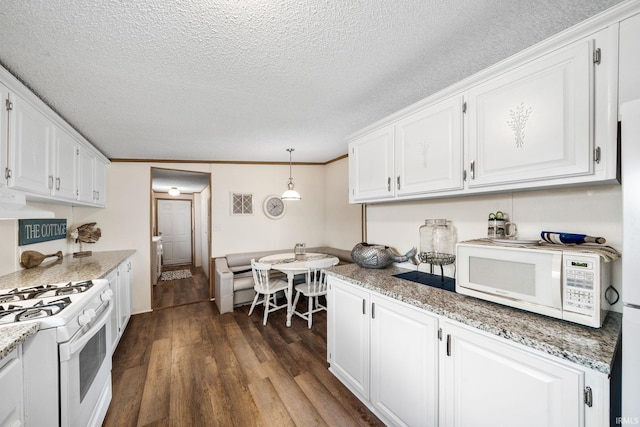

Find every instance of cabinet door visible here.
[349,126,395,202]
[76,145,95,203]
[106,269,120,354]
[466,39,594,188]
[370,294,439,427]
[620,13,640,106]
[0,84,8,188]
[118,259,132,333]
[396,96,464,195]
[0,347,24,427]
[440,322,583,427]
[327,277,370,399]
[93,157,107,206]
[8,93,53,195]
[52,127,77,201]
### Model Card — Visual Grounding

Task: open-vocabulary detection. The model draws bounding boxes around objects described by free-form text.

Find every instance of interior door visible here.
[157,199,192,266]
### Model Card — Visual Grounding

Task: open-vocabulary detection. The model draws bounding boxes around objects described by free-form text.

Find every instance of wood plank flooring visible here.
[104,268,384,427]
[153,265,210,309]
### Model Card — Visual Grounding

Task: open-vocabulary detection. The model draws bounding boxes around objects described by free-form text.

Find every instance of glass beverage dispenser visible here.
[419,219,456,281]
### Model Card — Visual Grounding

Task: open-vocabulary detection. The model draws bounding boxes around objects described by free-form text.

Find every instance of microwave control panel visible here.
[563,256,598,315]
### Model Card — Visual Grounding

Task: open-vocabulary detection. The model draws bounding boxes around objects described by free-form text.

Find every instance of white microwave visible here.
[456,242,611,327]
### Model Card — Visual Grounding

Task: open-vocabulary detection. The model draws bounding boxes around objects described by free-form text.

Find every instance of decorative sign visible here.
[18,219,67,246]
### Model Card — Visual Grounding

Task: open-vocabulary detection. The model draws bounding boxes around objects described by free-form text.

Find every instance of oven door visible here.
[59,302,113,427]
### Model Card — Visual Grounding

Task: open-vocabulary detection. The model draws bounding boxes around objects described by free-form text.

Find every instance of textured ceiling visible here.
[0,0,624,163]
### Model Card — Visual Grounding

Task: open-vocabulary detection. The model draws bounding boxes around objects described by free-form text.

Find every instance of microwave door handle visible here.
[59,302,113,362]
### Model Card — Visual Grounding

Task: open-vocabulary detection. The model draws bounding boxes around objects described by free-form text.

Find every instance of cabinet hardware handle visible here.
[371,302,375,319]
[438,328,443,341]
[397,176,400,190]
[387,177,391,192]
[584,386,593,407]
[594,146,601,164]
[470,161,475,180]
[362,299,366,315]
[48,175,53,189]
[446,334,452,356]
[56,177,61,191]
[4,168,11,179]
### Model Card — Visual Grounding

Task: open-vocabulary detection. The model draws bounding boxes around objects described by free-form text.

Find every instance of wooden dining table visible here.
[258,252,339,327]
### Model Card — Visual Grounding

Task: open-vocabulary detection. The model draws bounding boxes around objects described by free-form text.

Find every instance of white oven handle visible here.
[59,301,112,362]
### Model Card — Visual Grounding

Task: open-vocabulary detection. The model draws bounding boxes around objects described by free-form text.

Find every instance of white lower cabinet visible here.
[0,347,23,427]
[328,276,610,427]
[106,257,133,354]
[328,277,439,426]
[440,321,584,427]
[105,268,120,354]
[370,293,439,427]
[118,258,132,334]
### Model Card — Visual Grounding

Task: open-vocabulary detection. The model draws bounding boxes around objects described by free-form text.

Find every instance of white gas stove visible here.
[0,279,114,427]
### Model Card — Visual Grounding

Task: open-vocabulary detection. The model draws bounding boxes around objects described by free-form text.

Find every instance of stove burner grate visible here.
[0,280,95,301]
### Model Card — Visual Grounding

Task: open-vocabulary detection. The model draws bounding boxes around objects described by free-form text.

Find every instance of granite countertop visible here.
[0,250,135,361]
[0,323,39,360]
[0,249,135,290]
[326,264,621,375]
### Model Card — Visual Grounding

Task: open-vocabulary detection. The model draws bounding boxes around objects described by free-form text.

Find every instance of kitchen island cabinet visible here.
[326,264,620,427]
[328,277,439,427]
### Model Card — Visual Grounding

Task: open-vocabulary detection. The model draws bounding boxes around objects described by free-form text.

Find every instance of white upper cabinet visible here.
[7,92,54,196]
[76,144,107,207]
[349,95,464,203]
[349,126,395,202]
[8,94,80,202]
[51,127,78,201]
[347,15,621,204]
[395,96,464,196]
[0,83,8,188]
[619,12,640,105]
[465,39,594,188]
[0,66,109,207]
[94,156,107,206]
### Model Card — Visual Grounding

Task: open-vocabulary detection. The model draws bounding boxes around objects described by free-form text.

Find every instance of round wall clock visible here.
[263,195,286,219]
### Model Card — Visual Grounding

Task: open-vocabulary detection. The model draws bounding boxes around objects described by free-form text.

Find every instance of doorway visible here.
[151,167,212,310]
[157,199,192,266]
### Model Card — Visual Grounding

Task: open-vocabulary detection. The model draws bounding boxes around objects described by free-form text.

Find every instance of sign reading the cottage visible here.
[18,219,67,246]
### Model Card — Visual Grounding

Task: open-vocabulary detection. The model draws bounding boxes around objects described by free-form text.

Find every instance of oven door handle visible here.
[59,302,113,362]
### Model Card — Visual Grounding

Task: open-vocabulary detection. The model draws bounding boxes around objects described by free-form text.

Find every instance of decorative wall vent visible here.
[231,193,253,215]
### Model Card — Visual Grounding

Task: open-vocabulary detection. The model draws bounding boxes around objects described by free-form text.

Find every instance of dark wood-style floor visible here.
[152,264,210,310]
[103,268,384,427]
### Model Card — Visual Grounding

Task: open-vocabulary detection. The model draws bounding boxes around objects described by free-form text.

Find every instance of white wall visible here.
[324,158,363,250]
[366,183,623,312]
[0,202,74,277]
[210,163,327,256]
[0,159,355,314]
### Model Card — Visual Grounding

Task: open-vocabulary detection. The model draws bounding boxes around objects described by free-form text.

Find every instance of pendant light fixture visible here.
[168,187,180,196]
[281,148,301,201]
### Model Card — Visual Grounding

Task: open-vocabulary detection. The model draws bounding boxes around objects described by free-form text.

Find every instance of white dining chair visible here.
[248,259,289,326]
[292,257,339,328]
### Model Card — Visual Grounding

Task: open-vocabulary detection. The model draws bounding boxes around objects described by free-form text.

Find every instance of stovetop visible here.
[0,279,108,328]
